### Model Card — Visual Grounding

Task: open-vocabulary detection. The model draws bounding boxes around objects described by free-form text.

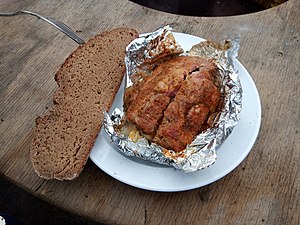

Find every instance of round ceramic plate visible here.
[90,32,261,192]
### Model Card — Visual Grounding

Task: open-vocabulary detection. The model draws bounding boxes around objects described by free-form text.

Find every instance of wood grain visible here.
[0,0,299,224]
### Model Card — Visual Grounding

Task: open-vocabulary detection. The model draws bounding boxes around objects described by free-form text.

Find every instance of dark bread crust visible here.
[30,28,138,180]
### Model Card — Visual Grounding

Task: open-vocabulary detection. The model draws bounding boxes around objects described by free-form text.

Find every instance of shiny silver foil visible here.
[103,26,242,172]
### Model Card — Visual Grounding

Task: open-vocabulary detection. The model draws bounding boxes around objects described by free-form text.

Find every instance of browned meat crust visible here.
[124,56,221,152]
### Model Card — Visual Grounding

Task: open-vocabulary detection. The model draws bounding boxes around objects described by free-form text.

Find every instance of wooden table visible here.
[1,1,299,224]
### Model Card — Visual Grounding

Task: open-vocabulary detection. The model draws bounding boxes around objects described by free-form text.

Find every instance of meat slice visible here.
[124,56,221,151]
[154,68,220,152]
[125,56,211,136]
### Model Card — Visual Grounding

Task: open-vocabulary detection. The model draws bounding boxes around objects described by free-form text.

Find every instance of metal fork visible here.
[0,10,85,44]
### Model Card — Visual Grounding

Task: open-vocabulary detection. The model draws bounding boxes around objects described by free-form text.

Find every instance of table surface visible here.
[0,0,299,224]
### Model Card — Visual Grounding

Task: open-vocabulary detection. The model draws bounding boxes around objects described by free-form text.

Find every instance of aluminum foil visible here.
[103,26,242,172]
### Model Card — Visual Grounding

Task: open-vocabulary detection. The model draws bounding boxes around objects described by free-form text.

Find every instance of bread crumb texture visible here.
[30,28,138,180]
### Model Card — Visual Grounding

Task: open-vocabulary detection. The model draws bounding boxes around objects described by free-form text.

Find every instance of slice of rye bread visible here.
[30,28,138,180]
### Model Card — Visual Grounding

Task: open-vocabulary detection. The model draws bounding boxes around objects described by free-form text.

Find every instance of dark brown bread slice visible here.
[30,28,138,180]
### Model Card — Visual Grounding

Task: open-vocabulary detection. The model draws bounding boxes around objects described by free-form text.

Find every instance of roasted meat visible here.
[124,56,221,152]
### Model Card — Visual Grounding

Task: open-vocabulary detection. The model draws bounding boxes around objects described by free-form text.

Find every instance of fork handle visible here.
[0,10,85,44]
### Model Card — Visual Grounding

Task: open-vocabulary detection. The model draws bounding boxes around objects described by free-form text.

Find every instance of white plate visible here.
[90,32,261,192]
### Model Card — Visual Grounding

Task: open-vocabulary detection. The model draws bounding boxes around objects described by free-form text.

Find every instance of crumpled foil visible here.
[103,26,242,172]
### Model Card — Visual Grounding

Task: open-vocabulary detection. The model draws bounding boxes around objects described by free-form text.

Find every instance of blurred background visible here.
[130,0,287,16]
[0,176,100,225]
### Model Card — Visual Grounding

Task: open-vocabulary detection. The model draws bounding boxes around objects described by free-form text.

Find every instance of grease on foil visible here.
[103,26,242,172]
